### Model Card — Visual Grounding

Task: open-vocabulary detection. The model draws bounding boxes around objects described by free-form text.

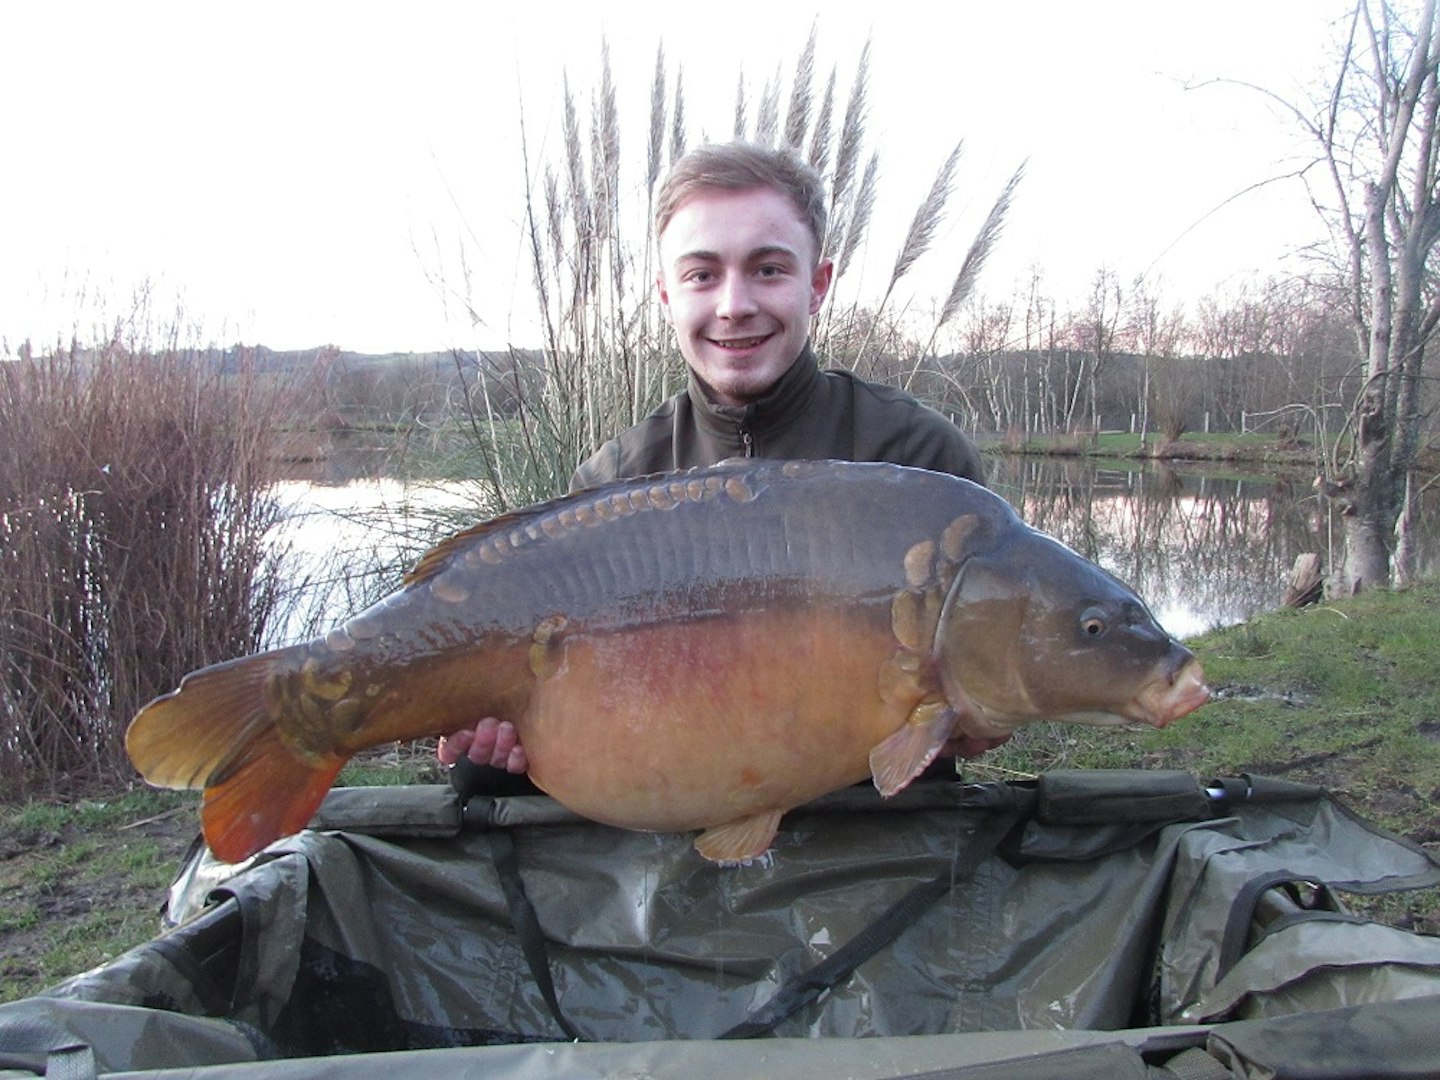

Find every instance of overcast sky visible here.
[2,1,1358,354]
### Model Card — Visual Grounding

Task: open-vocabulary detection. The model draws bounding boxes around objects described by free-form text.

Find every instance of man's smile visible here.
[710,334,773,350]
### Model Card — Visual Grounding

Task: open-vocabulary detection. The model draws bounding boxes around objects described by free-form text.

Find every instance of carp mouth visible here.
[1031,656,1211,731]
[1132,656,1210,728]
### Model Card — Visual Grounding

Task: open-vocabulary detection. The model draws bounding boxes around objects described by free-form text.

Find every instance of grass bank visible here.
[994,429,1324,468]
[3,583,1438,1002]
[995,429,1440,478]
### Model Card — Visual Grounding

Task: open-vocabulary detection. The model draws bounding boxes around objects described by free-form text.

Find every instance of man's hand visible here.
[437,717,529,773]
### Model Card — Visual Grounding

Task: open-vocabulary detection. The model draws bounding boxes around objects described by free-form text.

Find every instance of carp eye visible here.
[1079,607,1107,638]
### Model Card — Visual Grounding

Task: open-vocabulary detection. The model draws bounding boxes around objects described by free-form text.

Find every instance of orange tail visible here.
[125,648,347,863]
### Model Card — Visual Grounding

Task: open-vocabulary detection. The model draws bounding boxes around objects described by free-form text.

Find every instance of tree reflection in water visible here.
[989,456,1438,640]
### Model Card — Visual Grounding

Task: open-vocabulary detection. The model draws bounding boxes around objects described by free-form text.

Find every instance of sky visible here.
[1,1,1360,355]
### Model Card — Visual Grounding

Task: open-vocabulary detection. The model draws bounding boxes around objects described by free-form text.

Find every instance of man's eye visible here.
[757,264,783,278]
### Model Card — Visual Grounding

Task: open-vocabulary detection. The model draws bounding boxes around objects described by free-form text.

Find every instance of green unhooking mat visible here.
[2,770,1439,1078]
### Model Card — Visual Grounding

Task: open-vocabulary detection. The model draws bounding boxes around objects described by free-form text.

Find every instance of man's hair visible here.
[655,142,828,260]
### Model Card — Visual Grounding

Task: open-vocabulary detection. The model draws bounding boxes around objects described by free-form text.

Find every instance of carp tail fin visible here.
[199,731,346,863]
[125,648,346,863]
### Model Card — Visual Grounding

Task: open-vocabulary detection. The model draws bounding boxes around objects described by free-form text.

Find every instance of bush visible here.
[0,337,300,796]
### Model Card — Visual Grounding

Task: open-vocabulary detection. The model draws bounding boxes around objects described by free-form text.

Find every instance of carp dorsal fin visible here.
[401,508,546,586]
[402,464,762,587]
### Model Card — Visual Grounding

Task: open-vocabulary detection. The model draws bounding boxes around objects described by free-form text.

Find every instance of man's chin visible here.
[693,350,794,404]
[705,378,774,407]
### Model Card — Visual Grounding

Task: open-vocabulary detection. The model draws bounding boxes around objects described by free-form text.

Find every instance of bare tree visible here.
[1126,277,1187,448]
[1071,267,1124,433]
[954,293,1017,433]
[1294,0,1440,590]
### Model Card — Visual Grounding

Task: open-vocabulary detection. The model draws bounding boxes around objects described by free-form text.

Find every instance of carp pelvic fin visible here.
[869,703,959,797]
[693,809,785,864]
[125,648,346,863]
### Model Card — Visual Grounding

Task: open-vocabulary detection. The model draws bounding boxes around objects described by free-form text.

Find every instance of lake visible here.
[267,454,1439,646]
[987,457,1336,638]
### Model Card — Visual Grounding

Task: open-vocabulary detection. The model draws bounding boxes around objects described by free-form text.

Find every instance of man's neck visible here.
[690,345,815,412]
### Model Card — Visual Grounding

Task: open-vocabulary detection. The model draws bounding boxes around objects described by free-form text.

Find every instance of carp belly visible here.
[518,605,922,859]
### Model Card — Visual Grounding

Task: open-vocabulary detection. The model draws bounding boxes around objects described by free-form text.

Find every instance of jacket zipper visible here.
[740,424,754,457]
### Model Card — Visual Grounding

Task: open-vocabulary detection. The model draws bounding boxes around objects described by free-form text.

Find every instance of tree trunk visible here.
[1338,454,1395,594]
[1283,553,1324,607]
[1309,2,1439,592]
[1393,471,1417,586]
[1339,182,1400,593]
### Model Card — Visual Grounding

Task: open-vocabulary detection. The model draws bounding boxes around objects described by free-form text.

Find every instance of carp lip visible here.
[1139,658,1211,728]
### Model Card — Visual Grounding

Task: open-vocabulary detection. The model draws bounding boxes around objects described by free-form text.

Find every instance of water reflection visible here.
[268,454,1438,646]
[265,477,488,647]
[988,456,1438,637]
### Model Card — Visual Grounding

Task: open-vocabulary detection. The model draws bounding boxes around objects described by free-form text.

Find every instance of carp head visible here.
[933,529,1209,737]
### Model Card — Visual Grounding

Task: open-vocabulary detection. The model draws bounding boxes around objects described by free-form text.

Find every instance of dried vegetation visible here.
[0,330,309,796]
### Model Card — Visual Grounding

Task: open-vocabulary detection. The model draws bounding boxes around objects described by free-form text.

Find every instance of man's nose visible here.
[715,275,759,319]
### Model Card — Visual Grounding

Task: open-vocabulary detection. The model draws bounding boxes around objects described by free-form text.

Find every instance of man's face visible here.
[656,186,834,406]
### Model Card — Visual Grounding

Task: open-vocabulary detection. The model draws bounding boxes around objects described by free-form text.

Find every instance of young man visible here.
[570,141,985,489]
[439,141,993,779]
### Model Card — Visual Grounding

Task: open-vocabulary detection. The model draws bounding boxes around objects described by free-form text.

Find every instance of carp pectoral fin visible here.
[869,703,959,797]
[693,809,785,864]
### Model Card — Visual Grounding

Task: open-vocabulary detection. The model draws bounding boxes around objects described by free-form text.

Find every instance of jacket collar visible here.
[686,344,822,440]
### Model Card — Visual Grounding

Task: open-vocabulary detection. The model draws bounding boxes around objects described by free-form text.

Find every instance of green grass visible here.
[978,580,1440,843]
[0,788,199,1003]
[1003,430,1317,461]
[338,746,447,787]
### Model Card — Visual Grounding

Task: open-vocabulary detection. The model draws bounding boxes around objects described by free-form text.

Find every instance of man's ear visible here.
[809,258,835,315]
[656,272,673,320]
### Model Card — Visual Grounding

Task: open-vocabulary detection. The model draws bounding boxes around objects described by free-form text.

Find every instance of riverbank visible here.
[2,579,1437,1002]
[990,429,1440,476]
[991,430,1319,468]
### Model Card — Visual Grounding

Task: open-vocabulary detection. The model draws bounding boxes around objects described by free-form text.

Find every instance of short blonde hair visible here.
[655,142,827,260]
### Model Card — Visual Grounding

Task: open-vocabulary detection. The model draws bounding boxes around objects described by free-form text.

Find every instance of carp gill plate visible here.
[125,460,1210,864]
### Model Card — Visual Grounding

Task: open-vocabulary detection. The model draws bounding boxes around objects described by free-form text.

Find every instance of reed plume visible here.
[459,34,1017,508]
[783,24,817,151]
[937,164,1026,332]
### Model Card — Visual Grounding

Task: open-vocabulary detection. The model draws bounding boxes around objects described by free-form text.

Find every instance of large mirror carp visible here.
[126,460,1209,864]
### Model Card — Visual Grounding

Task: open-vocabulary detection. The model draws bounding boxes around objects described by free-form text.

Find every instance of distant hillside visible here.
[217,344,548,426]
[219,344,541,378]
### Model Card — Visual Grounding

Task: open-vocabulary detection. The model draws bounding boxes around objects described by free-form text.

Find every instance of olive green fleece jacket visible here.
[570,345,985,492]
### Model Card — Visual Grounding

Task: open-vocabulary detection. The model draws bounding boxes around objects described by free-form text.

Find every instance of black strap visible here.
[718,810,1016,1039]
[486,829,585,1041]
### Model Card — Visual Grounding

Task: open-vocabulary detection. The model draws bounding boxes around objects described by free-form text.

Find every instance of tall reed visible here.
[0,336,300,796]
[457,28,1020,508]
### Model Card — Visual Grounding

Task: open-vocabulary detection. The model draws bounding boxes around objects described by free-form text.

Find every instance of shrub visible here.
[0,335,301,796]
